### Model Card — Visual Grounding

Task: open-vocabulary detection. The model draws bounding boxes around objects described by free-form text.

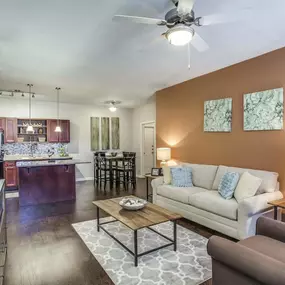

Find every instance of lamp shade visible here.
[157,148,171,161]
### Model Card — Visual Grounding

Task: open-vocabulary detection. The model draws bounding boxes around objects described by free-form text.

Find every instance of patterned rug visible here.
[72,217,212,285]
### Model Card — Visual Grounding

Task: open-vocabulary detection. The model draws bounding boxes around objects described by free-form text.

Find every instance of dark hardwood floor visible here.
[4,178,221,285]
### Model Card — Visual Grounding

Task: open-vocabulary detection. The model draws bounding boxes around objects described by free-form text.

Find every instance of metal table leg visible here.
[146,177,149,201]
[97,206,100,232]
[134,230,138,267]
[173,220,177,251]
[274,206,278,220]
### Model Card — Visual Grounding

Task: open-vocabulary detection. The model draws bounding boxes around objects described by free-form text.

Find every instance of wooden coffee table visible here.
[93,196,182,266]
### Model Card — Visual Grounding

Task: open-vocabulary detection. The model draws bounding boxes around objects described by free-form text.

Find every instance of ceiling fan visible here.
[112,0,223,52]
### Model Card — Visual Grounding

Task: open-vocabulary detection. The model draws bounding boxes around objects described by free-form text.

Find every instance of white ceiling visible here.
[0,0,285,107]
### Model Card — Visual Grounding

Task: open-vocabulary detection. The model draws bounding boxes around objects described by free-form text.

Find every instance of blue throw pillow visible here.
[170,167,193,187]
[218,172,240,199]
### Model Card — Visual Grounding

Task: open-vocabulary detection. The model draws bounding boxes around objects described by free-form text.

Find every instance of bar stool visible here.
[96,153,112,190]
[115,153,136,190]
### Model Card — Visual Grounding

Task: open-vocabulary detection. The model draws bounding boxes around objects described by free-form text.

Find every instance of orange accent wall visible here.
[156,47,285,189]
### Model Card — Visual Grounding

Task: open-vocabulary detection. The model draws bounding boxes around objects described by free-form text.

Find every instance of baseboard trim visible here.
[76,177,94,182]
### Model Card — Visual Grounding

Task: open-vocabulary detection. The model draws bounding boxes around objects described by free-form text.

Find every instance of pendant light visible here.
[55,87,62,132]
[26,84,34,133]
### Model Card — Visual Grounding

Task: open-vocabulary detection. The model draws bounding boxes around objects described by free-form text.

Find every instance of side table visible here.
[268,198,285,220]
[144,174,162,201]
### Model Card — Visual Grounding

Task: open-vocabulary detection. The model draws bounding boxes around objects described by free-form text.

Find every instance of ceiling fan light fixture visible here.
[105,100,121,112]
[165,25,194,46]
[109,105,117,112]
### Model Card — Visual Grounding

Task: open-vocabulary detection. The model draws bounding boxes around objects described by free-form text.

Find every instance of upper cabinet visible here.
[59,120,70,143]
[47,119,70,143]
[47,120,59,143]
[5,118,17,143]
[0,117,70,144]
[0,118,6,131]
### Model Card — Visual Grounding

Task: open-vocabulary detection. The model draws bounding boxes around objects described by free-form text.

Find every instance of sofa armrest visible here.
[257,216,285,243]
[208,236,285,285]
[151,177,164,195]
[238,191,283,217]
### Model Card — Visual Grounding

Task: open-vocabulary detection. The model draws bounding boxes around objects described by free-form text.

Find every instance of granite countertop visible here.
[16,159,91,168]
[4,154,73,162]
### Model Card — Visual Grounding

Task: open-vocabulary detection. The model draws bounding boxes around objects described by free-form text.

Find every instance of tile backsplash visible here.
[3,143,68,155]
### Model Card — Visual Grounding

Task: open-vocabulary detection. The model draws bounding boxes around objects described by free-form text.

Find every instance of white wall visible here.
[0,97,133,179]
[131,94,156,176]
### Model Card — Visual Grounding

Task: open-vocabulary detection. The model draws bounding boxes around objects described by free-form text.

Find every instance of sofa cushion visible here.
[162,166,171,184]
[157,185,207,204]
[170,167,193,187]
[189,191,238,220]
[218,172,240,200]
[181,163,218,190]
[212,165,278,194]
[234,172,262,203]
[239,235,285,263]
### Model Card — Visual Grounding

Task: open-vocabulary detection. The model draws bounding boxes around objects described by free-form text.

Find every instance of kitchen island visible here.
[16,160,90,206]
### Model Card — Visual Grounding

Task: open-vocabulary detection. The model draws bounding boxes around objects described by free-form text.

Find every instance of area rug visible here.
[72,217,212,285]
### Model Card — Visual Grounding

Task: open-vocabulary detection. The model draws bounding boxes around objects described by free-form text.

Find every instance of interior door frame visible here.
[140,121,156,176]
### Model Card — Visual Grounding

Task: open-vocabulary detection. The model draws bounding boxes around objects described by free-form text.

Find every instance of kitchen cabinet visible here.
[47,120,59,143]
[0,118,6,131]
[5,118,17,143]
[4,161,18,189]
[47,119,70,143]
[59,120,70,143]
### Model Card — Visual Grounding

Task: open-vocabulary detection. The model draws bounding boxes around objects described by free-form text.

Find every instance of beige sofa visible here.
[151,163,283,240]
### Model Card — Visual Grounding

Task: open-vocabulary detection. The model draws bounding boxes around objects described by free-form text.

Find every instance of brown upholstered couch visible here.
[207,217,285,285]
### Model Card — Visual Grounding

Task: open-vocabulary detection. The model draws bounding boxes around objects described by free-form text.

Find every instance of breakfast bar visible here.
[17,160,90,206]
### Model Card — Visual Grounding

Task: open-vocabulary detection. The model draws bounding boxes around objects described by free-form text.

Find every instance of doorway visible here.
[141,122,155,175]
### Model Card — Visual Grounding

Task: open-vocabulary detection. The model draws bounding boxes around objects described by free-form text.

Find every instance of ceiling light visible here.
[165,25,194,46]
[109,105,117,112]
[55,87,62,132]
[26,125,34,132]
[55,126,62,132]
[105,100,121,112]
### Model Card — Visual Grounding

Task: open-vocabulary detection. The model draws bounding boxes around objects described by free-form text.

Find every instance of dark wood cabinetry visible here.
[47,120,59,143]
[47,119,70,143]
[18,164,76,206]
[4,162,18,189]
[0,117,17,143]
[5,118,17,143]
[1,117,70,144]
[59,120,70,143]
[0,118,5,131]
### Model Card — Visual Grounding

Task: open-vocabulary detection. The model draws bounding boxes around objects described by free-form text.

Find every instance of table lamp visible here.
[157,147,171,167]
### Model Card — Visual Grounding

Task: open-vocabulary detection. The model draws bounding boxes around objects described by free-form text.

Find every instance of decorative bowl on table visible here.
[119,198,147,211]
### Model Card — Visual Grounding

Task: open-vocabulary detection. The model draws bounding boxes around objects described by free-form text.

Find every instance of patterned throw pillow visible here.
[170,167,193,187]
[218,172,240,199]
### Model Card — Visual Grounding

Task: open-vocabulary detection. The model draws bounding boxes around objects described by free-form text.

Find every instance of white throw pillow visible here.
[234,172,262,203]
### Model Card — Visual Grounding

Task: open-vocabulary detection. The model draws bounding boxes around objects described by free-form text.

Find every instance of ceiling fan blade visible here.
[191,32,209,52]
[113,15,166,26]
[177,0,195,15]
[199,13,239,26]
